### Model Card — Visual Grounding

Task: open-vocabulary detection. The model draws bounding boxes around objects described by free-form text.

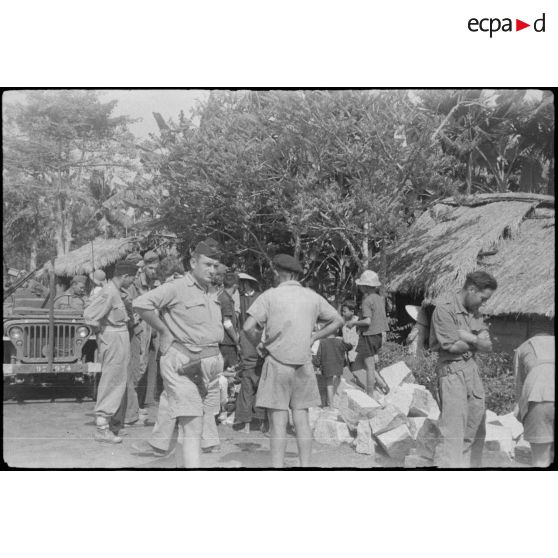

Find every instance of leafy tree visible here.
[3,90,139,267]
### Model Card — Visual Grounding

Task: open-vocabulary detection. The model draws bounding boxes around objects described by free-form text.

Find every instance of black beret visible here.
[114,261,139,276]
[272,254,303,274]
[125,252,143,265]
[193,239,222,259]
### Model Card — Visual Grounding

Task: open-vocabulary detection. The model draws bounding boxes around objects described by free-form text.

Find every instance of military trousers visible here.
[435,358,486,468]
[95,329,130,420]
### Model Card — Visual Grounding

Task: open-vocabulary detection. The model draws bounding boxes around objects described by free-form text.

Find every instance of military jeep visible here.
[3,295,101,401]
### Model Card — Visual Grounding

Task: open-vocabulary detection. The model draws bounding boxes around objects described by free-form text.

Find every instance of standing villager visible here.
[243,254,343,468]
[84,261,137,443]
[218,272,241,369]
[341,300,359,370]
[53,275,87,311]
[233,272,265,433]
[513,332,555,467]
[405,304,429,355]
[133,240,225,467]
[429,270,497,468]
[346,270,389,396]
[314,332,349,408]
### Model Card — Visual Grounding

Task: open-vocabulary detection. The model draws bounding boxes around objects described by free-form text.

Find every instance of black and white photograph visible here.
[2,88,555,469]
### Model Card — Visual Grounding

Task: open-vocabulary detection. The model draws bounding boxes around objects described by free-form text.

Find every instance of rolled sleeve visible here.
[317,296,339,323]
[246,291,269,327]
[361,297,373,318]
[431,306,460,351]
[133,282,177,313]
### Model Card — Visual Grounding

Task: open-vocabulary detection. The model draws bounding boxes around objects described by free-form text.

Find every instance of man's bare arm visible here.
[347,317,370,329]
[136,309,173,354]
[243,315,262,348]
[311,315,344,344]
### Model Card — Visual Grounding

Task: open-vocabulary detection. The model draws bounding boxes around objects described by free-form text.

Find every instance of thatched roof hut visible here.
[387,193,555,319]
[42,237,139,277]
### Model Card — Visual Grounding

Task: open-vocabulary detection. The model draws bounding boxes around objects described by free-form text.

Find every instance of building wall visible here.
[488,316,555,354]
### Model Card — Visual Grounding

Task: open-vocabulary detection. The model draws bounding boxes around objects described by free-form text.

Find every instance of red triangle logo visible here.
[516,19,530,31]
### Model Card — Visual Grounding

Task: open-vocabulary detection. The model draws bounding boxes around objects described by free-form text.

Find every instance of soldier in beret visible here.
[84,261,137,443]
[133,239,226,467]
[243,254,344,467]
[53,275,87,311]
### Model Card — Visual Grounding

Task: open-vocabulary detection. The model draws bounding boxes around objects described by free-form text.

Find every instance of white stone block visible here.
[378,361,412,391]
[344,389,382,415]
[376,424,415,460]
[369,404,407,436]
[485,423,514,454]
[314,417,353,446]
[355,419,376,455]
[415,418,441,459]
[407,417,427,440]
[384,385,413,416]
[332,378,361,408]
[493,413,524,440]
[407,385,440,420]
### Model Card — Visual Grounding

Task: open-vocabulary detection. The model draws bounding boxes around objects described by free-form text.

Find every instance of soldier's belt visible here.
[171,341,220,362]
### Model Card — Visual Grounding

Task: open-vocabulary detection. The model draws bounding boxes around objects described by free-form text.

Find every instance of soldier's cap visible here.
[114,261,139,276]
[71,275,88,285]
[143,250,160,264]
[272,254,303,274]
[237,272,258,283]
[125,252,144,266]
[193,239,222,259]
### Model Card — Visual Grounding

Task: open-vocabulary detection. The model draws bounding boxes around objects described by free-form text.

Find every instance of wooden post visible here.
[47,260,56,374]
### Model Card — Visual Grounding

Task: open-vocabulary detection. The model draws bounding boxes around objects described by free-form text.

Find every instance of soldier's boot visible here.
[95,425,123,444]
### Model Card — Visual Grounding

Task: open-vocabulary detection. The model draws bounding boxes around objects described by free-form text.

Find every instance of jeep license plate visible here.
[12,363,89,374]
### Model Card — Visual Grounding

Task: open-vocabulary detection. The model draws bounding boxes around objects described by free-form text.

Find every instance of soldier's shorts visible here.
[256,354,321,411]
[160,346,224,418]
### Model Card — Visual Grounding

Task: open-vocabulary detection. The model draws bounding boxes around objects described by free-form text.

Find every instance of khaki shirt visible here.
[133,272,224,347]
[53,288,85,311]
[247,280,340,366]
[359,292,389,336]
[514,335,555,420]
[83,281,128,330]
[429,292,488,364]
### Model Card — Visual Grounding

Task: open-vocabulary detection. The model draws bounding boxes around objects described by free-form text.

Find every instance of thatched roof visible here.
[43,237,139,277]
[387,193,555,318]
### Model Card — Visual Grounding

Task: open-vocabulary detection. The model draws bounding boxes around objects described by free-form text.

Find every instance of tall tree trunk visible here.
[29,237,38,270]
[362,218,370,270]
[548,160,555,196]
[55,196,65,257]
[64,211,73,254]
[293,231,301,259]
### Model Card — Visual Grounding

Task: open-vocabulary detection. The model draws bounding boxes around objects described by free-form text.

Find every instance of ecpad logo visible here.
[468,13,546,37]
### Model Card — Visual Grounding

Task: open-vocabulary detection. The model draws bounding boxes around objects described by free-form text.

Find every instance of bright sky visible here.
[3,89,210,139]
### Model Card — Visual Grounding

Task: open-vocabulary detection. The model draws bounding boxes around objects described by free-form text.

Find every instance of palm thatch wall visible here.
[388,193,555,318]
[42,237,139,277]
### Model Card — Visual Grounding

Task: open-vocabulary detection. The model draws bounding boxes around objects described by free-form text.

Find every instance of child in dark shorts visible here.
[315,333,351,408]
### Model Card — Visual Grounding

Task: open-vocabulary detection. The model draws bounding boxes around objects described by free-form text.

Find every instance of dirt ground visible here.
[3,396,398,469]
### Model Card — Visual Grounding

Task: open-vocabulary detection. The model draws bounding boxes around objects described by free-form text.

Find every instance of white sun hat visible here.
[237,272,259,283]
[355,270,382,288]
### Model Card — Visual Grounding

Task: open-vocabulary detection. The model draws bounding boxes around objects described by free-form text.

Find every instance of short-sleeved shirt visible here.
[218,289,239,346]
[247,280,339,366]
[359,293,389,336]
[429,292,488,364]
[514,335,555,420]
[83,281,128,330]
[133,272,224,347]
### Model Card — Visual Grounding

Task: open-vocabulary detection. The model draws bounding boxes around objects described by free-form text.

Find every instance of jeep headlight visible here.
[9,327,23,340]
[76,326,90,338]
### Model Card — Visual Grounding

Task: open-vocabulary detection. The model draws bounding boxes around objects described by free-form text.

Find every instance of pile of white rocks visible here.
[310,361,529,468]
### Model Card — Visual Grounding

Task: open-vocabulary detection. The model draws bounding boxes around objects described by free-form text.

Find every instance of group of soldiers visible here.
[50,239,553,469]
